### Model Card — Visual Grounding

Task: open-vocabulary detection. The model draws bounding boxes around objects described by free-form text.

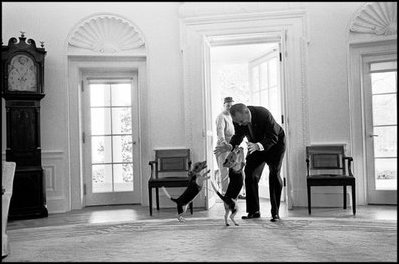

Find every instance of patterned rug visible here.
[3,216,397,262]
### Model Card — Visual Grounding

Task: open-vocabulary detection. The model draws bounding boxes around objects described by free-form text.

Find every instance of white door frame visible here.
[348,38,397,205]
[362,53,397,204]
[67,57,146,210]
[203,37,216,209]
[81,71,141,206]
[180,10,310,209]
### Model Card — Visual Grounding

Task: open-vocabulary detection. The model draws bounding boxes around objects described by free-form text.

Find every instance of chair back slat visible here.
[159,157,187,171]
[154,149,191,177]
[306,145,346,175]
[312,153,340,169]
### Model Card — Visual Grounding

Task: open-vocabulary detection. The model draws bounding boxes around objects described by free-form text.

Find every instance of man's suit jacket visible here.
[229,106,285,153]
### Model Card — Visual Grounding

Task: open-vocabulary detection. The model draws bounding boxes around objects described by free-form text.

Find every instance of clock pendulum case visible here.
[1,32,48,219]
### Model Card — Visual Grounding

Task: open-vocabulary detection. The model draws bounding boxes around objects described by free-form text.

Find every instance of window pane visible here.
[269,86,279,117]
[111,83,131,106]
[260,63,268,90]
[252,67,259,92]
[91,108,111,135]
[370,61,397,72]
[92,164,113,193]
[269,58,278,87]
[90,84,110,106]
[372,94,397,125]
[114,163,133,192]
[91,136,112,163]
[260,89,268,108]
[112,107,132,134]
[373,126,397,158]
[371,72,397,94]
[252,91,260,105]
[375,158,397,190]
[112,135,133,163]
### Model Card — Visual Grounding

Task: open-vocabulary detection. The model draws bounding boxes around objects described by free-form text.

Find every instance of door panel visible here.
[249,47,285,201]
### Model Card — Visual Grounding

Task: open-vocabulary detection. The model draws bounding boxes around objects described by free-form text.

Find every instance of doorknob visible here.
[133,141,137,145]
[369,134,379,137]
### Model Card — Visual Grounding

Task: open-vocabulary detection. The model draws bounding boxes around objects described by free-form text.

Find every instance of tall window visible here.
[89,81,134,193]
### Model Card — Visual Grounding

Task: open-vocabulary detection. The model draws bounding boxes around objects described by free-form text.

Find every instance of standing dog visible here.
[162,160,210,222]
[211,146,245,226]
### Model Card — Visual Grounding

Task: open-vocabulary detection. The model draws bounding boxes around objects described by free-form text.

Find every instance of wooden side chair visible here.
[306,145,356,215]
[148,149,193,216]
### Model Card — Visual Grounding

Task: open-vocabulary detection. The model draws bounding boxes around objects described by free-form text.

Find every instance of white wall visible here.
[306,2,360,144]
[2,2,380,212]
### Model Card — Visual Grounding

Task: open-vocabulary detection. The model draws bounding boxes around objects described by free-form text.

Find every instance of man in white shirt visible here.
[214,97,235,194]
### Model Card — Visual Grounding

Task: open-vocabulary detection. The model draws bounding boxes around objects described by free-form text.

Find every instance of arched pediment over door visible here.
[66,13,147,56]
[348,2,397,42]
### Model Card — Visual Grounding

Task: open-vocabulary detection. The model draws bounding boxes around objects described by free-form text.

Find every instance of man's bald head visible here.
[229,103,251,126]
[229,103,247,116]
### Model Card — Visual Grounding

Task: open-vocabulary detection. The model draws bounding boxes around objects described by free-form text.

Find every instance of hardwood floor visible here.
[7,198,397,230]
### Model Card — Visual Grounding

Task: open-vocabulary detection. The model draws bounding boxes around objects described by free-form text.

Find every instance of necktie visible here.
[248,123,255,142]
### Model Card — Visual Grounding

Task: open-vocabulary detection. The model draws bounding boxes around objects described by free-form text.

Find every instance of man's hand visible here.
[247,142,260,154]
[214,142,232,157]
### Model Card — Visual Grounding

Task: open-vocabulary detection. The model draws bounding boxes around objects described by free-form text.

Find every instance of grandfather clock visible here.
[1,32,48,219]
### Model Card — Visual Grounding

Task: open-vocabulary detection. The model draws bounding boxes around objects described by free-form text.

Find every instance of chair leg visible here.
[156,188,160,211]
[343,185,347,209]
[352,184,356,215]
[307,185,311,215]
[149,186,152,216]
[189,202,193,215]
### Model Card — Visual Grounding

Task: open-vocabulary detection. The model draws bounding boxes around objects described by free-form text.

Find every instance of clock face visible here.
[8,54,37,92]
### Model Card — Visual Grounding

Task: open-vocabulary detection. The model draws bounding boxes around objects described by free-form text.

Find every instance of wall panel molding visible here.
[43,165,56,192]
[41,150,68,213]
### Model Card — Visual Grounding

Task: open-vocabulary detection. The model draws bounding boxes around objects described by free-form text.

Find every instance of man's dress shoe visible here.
[242,212,261,219]
[270,215,280,222]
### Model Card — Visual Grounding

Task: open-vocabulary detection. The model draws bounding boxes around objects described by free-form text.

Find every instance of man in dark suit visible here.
[214,103,286,222]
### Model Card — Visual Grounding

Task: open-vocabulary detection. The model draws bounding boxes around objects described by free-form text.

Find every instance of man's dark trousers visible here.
[244,134,286,216]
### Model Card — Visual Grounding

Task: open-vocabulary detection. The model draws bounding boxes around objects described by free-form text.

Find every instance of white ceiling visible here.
[210,42,278,64]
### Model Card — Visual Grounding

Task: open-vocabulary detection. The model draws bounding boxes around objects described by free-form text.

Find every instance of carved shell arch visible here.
[349,2,397,36]
[68,13,146,54]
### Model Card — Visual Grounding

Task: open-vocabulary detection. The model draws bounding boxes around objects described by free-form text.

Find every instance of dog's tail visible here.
[161,186,177,203]
[210,180,229,204]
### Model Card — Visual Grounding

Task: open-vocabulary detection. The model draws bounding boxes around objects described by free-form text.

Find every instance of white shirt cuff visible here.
[256,142,264,151]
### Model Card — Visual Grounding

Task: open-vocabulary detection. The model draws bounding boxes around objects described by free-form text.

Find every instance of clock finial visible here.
[40,41,45,48]
[20,31,25,38]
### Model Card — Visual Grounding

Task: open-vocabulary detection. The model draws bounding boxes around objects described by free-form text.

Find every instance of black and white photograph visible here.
[1,1,397,262]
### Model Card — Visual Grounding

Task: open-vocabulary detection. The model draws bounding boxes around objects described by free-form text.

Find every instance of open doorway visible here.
[209,40,286,202]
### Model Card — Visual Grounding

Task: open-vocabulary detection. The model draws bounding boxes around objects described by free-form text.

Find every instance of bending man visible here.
[214,103,286,222]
